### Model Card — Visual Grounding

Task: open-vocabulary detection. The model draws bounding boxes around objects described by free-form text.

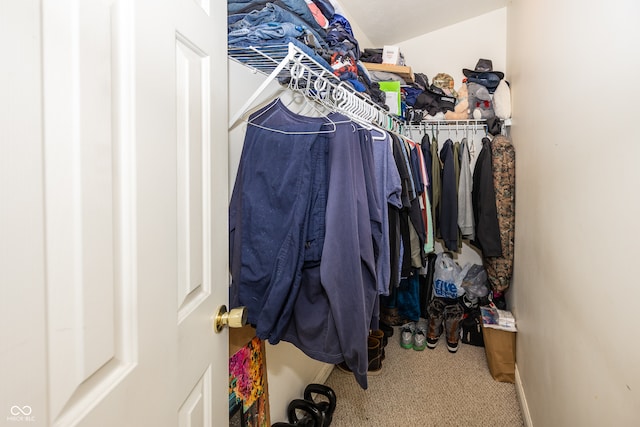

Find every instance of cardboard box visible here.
[361,62,414,84]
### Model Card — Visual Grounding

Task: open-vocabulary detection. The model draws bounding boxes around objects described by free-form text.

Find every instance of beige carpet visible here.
[324,328,524,427]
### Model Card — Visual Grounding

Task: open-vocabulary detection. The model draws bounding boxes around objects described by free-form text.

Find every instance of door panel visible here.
[175,34,210,323]
[42,0,138,423]
[178,365,213,427]
[1,0,229,425]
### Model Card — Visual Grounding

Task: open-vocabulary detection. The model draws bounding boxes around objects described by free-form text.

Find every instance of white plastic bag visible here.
[461,264,489,299]
[433,253,470,298]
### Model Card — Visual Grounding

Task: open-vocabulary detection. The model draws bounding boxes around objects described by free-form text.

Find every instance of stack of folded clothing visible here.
[227,0,392,111]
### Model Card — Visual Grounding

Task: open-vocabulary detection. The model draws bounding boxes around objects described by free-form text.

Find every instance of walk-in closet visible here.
[226,1,640,426]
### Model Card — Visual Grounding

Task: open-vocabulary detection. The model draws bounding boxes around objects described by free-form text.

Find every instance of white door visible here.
[0,0,230,426]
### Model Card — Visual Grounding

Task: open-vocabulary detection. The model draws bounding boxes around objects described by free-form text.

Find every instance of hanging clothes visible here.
[421,133,432,202]
[355,125,383,333]
[420,134,435,253]
[484,134,516,292]
[439,139,459,252]
[230,98,379,390]
[396,274,421,322]
[290,115,378,390]
[429,135,442,235]
[471,136,502,256]
[406,137,434,254]
[457,137,475,239]
[229,98,333,342]
[370,128,402,296]
[389,133,415,277]
[453,140,462,250]
[403,136,427,269]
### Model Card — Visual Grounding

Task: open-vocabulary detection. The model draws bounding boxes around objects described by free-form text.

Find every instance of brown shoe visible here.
[369,329,386,360]
[367,336,383,375]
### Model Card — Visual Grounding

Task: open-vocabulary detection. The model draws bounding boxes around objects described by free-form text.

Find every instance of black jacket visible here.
[471,137,502,256]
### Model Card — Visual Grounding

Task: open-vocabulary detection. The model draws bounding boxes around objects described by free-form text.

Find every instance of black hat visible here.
[463,58,504,80]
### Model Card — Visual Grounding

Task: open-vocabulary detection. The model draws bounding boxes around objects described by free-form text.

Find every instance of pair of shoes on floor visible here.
[429,329,459,353]
[426,328,459,352]
[399,321,428,351]
[336,333,385,376]
[426,298,463,353]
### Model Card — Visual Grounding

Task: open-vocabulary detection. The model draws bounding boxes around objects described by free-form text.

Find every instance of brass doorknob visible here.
[213,305,248,333]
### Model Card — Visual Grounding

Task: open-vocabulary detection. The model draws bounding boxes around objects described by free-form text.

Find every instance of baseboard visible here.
[515,364,533,427]
[313,363,335,384]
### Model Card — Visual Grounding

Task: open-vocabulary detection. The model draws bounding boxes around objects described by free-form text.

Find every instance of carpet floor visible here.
[324,327,524,427]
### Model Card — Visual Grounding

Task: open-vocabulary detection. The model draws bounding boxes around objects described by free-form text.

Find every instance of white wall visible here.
[400,8,507,95]
[507,1,640,425]
[228,60,331,424]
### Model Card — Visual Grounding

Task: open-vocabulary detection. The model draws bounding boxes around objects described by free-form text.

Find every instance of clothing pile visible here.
[402,59,509,126]
[227,0,391,111]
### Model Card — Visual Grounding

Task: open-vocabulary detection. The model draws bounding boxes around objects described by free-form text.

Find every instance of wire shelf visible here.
[228,44,335,81]
[228,43,404,132]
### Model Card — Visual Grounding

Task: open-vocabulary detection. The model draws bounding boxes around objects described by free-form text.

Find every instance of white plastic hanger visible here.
[245,63,337,135]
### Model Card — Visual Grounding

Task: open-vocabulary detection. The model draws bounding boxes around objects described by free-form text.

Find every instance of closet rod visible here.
[403,118,512,129]
[404,119,487,128]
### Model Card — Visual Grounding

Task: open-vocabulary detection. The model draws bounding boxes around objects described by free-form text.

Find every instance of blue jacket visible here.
[230,100,379,389]
[229,99,331,341]
[283,119,379,390]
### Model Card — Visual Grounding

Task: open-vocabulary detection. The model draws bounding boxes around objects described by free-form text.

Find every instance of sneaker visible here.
[413,321,427,351]
[400,322,415,349]
[446,340,459,353]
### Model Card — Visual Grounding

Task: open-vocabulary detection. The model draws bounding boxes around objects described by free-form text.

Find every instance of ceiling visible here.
[338,0,508,46]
